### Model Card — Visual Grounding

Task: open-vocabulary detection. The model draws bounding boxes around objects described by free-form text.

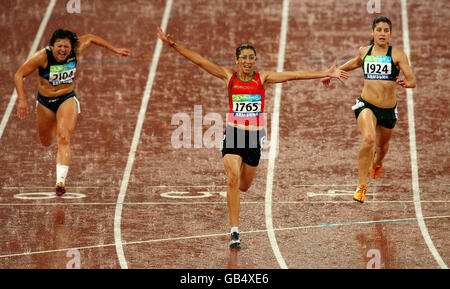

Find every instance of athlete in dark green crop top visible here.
[321,16,416,203]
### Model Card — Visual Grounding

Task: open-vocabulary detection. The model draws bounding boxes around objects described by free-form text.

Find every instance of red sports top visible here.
[227,71,265,127]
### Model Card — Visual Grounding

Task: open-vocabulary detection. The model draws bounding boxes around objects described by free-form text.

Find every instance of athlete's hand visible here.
[327,60,348,85]
[321,77,331,88]
[17,98,29,120]
[157,27,175,47]
[396,76,407,88]
[115,48,130,57]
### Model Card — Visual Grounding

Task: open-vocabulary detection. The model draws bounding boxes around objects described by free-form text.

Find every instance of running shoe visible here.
[370,159,383,179]
[229,232,241,248]
[56,182,66,196]
[353,184,367,203]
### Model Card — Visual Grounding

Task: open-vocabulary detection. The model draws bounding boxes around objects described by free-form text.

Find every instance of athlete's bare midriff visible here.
[361,79,397,108]
[38,76,75,97]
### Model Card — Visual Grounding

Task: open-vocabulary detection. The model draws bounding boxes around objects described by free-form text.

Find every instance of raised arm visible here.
[262,60,348,86]
[76,34,130,57]
[14,49,47,119]
[157,27,233,84]
[395,48,416,88]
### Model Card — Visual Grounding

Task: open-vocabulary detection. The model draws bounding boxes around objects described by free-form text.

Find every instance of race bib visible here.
[49,62,76,85]
[364,55,392,80]
[232,94,261,117]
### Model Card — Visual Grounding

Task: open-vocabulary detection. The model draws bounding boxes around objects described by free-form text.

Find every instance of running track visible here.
[0,0,448,269]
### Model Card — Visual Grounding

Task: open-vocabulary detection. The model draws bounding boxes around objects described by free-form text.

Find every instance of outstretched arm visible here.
[262,60,348,86]
[76,34,130,57]
[157,27,233,84]
[322,47,364,87]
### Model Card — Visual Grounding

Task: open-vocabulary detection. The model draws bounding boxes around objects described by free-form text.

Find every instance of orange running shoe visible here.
[353,184,367,203]
[370,159,383,179]
[56,182,66,196]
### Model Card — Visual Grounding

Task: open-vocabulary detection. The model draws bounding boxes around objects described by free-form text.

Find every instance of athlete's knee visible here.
[40,136,53,147]
[226,171,240,189]
[239,184,250,192]
[376,142,389,154]
[57,132,71,146]
[362,134,376,148]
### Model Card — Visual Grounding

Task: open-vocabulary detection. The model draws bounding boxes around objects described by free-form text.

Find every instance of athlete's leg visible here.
[54,98,78,192]
[55,98,78,166]
[374,125,394,166]
[357,109,377,185]
[223,154,243,228]
[239,162,258,192]
[36,103,57,146]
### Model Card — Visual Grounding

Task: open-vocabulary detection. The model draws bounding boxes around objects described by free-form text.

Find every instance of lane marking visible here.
[293,184,391,187]
[306,189,375,197]
[2,185,224,190]
[264,0,290,270]
[401,0,447,269]
[2,186,101,190]
[0,0,57,139]
[113,0,174,269]
[2,215,448,261]
[0,199,448,206]
[13,192,86,200]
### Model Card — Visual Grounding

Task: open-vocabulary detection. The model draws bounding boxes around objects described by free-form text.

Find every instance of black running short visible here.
[221,125,266,167]
[37,91,79,114]
[352,97,398,129]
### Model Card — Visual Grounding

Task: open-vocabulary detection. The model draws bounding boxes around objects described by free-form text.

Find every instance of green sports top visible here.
[362,45,400,81]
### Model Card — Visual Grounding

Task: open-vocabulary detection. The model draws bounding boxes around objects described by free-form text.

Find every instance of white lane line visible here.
[2,185,225,190]
[401,0,447,269]
[0,0,57,139]
[2,215,448,260]
[2,186,101,190]
[113,0,174,269]
[1,200,449,206]
[293,184,391,187]
[265,0,290,270]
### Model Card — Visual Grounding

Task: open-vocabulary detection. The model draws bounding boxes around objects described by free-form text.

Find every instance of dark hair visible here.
[370,16,392,45]
[49,29,79,50]
[236,44,256,59]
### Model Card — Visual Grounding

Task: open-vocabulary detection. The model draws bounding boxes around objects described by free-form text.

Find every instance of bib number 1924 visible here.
[365,62,390,74]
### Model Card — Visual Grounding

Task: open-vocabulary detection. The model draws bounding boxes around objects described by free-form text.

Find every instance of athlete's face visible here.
[52,38,72,62]
[372,22,391,46]
[236,49,256,75]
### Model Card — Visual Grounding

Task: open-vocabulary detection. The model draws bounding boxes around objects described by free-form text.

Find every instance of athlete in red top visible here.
[227,69,266,127]
[157,27,348,248]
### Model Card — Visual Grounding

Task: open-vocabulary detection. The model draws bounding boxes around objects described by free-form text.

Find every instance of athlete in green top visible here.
[322,16,416,203]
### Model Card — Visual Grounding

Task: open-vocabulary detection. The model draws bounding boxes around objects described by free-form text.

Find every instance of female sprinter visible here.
[15,29,130,196]
[322,16,416,203]
[157,27,348,248]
